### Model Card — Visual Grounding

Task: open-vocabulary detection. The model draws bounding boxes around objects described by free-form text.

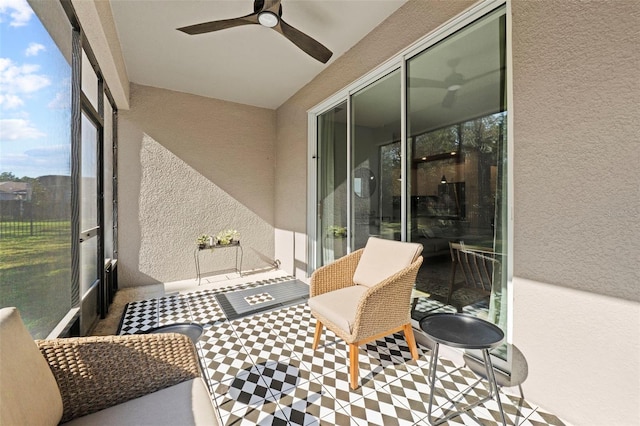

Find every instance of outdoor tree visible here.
[0,171,19,182]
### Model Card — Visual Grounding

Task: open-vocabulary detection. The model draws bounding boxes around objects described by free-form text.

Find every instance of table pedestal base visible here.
[427,342,506,426]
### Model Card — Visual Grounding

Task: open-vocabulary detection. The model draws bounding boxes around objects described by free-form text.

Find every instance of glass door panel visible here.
[103,96,114,258]
[80,113,99,297]
[351,69,401,249]
[0,5,73,337]
[316,102,347,266]
[407,7,507,328]
[379,141,402,237]
[81,50,98,110]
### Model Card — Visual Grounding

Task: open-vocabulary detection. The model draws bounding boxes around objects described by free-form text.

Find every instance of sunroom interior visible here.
[0,0,638,425]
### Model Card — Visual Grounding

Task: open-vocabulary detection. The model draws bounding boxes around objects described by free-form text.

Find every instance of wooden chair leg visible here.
[403,323,419,361]
[349,343,359,389]
[313,320,323,350]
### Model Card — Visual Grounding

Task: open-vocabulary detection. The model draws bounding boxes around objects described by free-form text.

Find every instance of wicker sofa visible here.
[0,307,219,425]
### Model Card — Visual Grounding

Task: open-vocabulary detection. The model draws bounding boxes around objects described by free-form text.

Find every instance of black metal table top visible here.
[145,323,204,345]
[419,313,504,350]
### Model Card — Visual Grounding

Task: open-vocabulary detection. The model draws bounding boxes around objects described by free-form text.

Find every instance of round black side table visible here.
[145,323,204,345]
[419,313,506,426]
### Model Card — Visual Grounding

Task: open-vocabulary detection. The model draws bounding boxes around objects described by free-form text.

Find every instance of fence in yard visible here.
[0,200,71,237]
[0,219,70,238]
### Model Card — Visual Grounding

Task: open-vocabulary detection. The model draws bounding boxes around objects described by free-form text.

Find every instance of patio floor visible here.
[109,271,566,426]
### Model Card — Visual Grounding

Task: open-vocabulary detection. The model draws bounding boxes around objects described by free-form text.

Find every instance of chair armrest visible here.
[36,333,201,423]
[310,249,364,297]
[351,256,423,342]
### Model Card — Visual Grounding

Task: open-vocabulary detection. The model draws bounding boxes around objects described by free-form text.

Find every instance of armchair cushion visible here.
[353,237,423,288]
[308,285,368,334]
[0,307,63,426]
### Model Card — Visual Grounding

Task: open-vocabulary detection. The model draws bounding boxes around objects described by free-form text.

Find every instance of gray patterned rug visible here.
[215,279,309,320]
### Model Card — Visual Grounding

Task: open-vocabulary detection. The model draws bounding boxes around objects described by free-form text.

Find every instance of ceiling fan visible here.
[177,0,333,64]
[410,59,503,108]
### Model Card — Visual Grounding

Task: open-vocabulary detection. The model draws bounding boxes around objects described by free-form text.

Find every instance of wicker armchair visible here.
[0,307,218,425]
[309,237,424,389]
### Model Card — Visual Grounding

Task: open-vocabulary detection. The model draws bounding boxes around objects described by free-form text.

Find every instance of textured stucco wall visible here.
[118,84,276,286]
[511,1,640,424]
[512,0,639,302]
[514,277,640,425]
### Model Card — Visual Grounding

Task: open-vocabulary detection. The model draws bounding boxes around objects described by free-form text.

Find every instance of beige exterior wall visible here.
[511,0,638,302]
[511,2,639,424]
[276,0,640,424]
[118,84,277,286]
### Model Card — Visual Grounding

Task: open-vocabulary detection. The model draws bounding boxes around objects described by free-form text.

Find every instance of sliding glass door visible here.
[351,69,401,249]
[316,102,347,267]
[313,4,508,332]
[407,7,507,327]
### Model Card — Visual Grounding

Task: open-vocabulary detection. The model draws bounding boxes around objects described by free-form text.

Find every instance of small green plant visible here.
[328,225,347,238]
[196,234,209,246]
[216,229,239,245]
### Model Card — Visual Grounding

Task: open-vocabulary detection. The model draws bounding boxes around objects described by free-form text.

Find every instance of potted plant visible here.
[216,229,239,245]
[327,225,347,238]
[196,234,209,249]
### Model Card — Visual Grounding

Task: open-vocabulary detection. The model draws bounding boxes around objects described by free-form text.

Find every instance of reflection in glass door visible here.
[407,7,507,329]
[316,102,347,267]
[351,69,401,250]
[379,141,402,238]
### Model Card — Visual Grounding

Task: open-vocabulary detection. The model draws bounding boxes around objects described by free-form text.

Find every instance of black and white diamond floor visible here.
[117,272,566,426]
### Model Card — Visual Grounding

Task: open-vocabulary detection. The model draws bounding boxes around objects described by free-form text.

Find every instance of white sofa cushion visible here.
[0,307,63,426]
[62,378,219,426]
[353,237,423,288]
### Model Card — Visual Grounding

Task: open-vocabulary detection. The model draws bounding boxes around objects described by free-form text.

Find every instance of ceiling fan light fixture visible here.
[447,84,462,92]
[258,11,279,27]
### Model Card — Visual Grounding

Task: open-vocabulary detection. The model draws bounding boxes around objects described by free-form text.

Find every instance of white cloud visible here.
[0,0,33,27]
[47,77,70,110]
[0,146,70,177]
[24,145,68,158]
[25,42,45,57]
[0,93,23,109]
[0,118,45,140]
[47,91,69,110]
[0,58,50,94]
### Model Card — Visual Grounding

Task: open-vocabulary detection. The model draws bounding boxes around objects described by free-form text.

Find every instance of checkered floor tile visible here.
[119,277,566,426]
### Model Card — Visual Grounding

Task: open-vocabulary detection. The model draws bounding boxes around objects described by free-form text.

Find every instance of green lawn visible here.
[0,222,72,338]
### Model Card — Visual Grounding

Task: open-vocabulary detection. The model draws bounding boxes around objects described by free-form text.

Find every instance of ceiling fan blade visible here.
[442,90,457,108]
[463,67,505,84]
[177,14,259,35]
[276,19,332,63]
[409,77,449,89]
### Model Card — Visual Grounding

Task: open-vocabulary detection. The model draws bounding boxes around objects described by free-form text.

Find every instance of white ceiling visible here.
[109,0,408,110]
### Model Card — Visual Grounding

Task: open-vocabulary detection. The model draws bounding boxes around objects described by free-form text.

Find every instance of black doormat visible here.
[215,279,309,320]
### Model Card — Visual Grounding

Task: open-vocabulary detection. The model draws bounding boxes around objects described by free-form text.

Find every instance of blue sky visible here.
[0,0,71,178]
